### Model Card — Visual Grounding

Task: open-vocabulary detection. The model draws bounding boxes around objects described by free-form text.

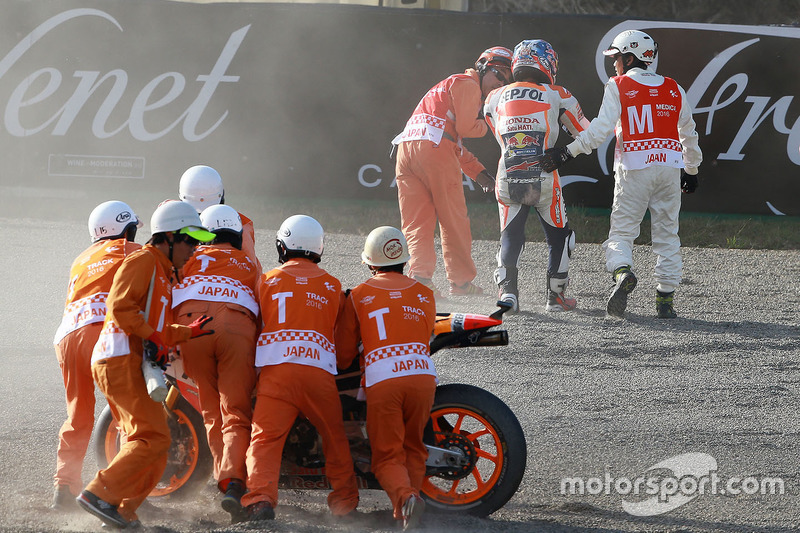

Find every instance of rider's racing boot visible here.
[545,275,577,312]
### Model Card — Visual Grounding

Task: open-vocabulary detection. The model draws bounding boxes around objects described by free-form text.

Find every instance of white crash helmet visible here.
[603,30,658,63]
[150,200,215,242]
[178,165,224,213]
[88,200,142,243]
[276,214,324,263]
[200,204,242,233]
[361,226,410,267]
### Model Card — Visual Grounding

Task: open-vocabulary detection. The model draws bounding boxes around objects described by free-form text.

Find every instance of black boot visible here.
[607,266,637,318]
[221,479,248,524]
[656,290,677,318]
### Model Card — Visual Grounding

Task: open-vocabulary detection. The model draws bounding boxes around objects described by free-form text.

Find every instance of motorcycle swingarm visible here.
[424,443,470,471]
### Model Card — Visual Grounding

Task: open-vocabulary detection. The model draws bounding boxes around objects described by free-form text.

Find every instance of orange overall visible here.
[242,258,359,515]
[53,239,140,495]
[239,213,262,275]
[395,69,489,286]
[336,271,437,520]
[173,243,259,489]
[85,245,192,522]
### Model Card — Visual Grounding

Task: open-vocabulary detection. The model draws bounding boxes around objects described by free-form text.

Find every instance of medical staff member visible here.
[542,30,701,318]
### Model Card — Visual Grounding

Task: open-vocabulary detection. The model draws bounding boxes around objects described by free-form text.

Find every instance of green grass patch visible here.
[6,185,795,251]
[236,196,800,250]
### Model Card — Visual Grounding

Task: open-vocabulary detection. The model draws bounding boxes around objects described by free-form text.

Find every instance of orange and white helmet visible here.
[603,30,658,63]
[475,46,512,80]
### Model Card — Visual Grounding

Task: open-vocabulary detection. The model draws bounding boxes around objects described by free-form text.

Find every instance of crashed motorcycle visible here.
[93,301,526,517]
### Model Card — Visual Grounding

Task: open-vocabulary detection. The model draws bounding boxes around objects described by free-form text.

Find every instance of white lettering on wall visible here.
[687,38,800,164]
[358,164,382,187]
[357,163,482,190]
[0,8,249,141]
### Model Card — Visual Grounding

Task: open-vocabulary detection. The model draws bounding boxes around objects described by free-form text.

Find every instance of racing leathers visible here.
[394,69,491,290]
[484,81,590,309]
[172,243,259,492]
[241,258,359,516]
[53,238,140,496]
[566,67,702,292]
[85,245,193,523]
[335,271,437,522]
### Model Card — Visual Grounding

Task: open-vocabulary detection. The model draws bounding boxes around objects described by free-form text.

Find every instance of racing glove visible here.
[144,331,170,370]
[681,171,698,194]
[475,170,495,194]
[540,146,573,173]
[188,315,215,338]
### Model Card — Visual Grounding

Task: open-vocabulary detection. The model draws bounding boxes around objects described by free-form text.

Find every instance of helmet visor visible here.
[179,226,216,242]
[488,66,512,85]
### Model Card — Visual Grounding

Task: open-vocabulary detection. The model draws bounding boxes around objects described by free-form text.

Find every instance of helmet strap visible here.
[165,233,175,264]
[124,225,138,243]
[621,53,646,73]
[276,240,287,264]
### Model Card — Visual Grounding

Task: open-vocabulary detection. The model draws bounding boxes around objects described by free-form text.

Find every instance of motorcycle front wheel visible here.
[422,383,527,517]
[93,395,213,499]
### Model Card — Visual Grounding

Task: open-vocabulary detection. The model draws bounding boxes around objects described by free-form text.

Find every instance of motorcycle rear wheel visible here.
[422,383,527,517]
[93,395,213,499]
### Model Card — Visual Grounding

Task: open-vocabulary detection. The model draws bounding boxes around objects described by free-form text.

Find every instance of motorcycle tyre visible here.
[93,395,213,500]
[422,383,527,518]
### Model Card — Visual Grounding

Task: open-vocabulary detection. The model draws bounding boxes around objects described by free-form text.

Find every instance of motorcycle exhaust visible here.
[470,330,509,347]
[431,329,508,353]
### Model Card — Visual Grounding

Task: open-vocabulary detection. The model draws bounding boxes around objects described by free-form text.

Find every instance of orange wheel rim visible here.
[422,407,504,505]
[102,409,200,498]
